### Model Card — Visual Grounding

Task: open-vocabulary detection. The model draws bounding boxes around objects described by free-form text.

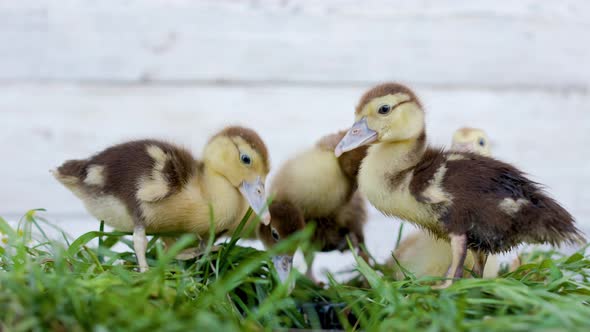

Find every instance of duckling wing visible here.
[410,149,535,204]
[133,141,198,203]
[55,140,197,204]
[409,148,449,204]
[441,153,537,201]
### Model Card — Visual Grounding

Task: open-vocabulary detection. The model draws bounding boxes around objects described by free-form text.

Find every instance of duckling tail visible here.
[52,159,87,185]
[526,193,586,247]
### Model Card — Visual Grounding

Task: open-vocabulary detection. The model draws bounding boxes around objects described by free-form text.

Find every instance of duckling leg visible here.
[472,250,488,278]
[434,233,467,289]
[133,226,149,272]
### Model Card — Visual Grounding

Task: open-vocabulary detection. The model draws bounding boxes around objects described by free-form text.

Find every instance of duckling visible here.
[391,231,500,279]
[257,201,306,282]
[390,127,500,279]
[262,131,369,281]
[335,83,585,288]
[53,126,271,272]
[451,127,491,156]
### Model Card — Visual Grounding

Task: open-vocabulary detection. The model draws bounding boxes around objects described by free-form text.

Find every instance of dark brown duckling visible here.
[389,127,501,279]
[262,131,369,281]
[335,83,585,288]
[53,126,271,272]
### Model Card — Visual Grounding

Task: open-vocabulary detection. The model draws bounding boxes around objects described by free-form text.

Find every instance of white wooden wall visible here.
[1,0,589,273]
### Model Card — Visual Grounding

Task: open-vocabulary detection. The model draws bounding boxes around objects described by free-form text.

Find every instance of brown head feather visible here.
[212,126,270,172]
[269,201,305,236]
[259,200,305,249]
[356,83,422,114]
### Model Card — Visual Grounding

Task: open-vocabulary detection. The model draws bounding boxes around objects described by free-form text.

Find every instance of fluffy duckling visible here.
[262,131,369,281]
[391,127,500,279]
[335,83,584,288]
[451,127,491,156]
[53,126,271,272]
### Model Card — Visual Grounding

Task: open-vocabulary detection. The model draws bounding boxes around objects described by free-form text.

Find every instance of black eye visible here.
[377,104,391,115]
[478,138,485,146]
[240,153,252,165]
[271,228,280,241]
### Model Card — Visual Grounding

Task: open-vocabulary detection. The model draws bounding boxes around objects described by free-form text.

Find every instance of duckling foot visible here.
[175,248,202,260]
[432,279,454,290]
[174,245,221,260]
[162,236,220,260]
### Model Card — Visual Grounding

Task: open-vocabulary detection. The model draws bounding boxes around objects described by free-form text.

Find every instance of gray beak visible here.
[335,117,378,157]
[239,176,271,225]
[272,255,293,283]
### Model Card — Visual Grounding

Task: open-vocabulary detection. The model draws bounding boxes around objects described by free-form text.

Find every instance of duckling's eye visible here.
[377,104,391,115]
[240,153,252,165]
[271,228,280,241]
[478,138,486,146]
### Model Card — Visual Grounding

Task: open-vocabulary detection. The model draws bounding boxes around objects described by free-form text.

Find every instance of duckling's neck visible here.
[358,131,430,222]
[201,165,249,228]
[366,132,427,175]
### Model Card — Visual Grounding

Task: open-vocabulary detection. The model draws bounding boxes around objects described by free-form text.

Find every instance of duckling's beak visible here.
[239,176,271,225]
[335,117,378,157]
[272,255,293,283]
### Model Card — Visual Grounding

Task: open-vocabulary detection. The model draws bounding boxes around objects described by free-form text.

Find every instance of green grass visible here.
[1,210,590,331]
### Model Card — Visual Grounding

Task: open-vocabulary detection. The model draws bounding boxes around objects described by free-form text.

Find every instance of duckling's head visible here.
[204,126,271,224]
[451,127,491,156]
[259,201,305,282]
[335,83,424,156]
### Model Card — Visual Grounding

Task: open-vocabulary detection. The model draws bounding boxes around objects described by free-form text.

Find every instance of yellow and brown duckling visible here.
[53,126,271,272]
[336,83,585,288]
[391,127,500,279]
[261,131,369,281]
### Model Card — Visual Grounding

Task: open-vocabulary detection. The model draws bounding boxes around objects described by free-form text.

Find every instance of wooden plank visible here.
[0,84,588,237]
[1,0,589,87]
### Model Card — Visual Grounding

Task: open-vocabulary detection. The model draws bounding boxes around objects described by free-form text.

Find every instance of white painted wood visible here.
[1,0,589,87]
[0,84,588,236]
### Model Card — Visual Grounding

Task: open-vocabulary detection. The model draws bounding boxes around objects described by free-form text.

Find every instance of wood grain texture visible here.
[0,0,589,88]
